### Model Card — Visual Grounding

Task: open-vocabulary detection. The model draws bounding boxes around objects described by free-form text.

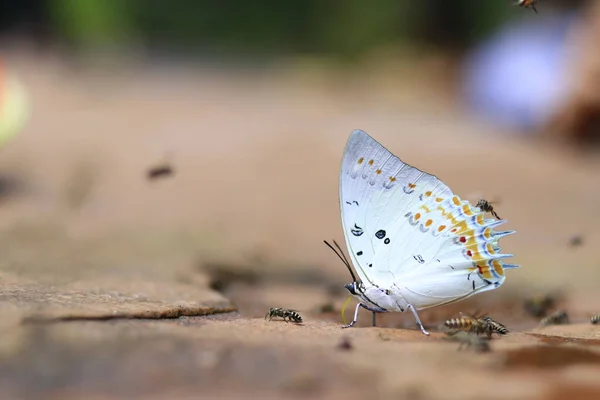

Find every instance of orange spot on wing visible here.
[408,183,416,188]
[357,157,364,164]
[436,197,444,202]
[376,169,382,174]
[492,260,505,276]
[483,228,492,239]
[453,220,468,234]
[438,225,446,232]
[425,191,432,197]
[425,219,433,227]
[389,177,396,182]
[477,264,493,280]
[486,244,496,254]
[476,214,485,225]
[452,196,461,206]
[368,159,374,165]
[462,204,474,216]
[414,213,421,220]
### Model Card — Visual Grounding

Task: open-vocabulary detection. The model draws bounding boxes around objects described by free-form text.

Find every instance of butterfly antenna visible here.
[333,239,352,269]
[323,240,357,282]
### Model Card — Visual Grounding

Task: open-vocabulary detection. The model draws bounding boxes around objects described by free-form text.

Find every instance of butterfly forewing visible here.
[340,129,453,285]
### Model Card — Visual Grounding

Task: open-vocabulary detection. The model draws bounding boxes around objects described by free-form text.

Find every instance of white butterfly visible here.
[326,130,518,335]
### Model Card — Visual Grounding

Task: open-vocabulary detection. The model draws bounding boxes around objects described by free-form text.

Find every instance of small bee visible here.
[516,0,538,13]
[265,307,303,323]
[445,331,491,353]
[540,310,569,326]
[480,316,509,336]
[444,312,494,339]
[475,199,501,220]
[523,294,556,318]
[591,315,600,325]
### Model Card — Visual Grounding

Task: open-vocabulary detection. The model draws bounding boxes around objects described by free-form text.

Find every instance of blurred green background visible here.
[0,0,586,60]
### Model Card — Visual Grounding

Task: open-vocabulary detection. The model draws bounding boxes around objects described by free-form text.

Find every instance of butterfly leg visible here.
[343,303,386,329]
[342,303,363,328]
[407,304,430,336]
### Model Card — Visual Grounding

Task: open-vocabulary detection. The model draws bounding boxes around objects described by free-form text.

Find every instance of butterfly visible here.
[326,130,518,335]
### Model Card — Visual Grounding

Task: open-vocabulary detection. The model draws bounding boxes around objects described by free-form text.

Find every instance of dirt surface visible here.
[1,46,600,399]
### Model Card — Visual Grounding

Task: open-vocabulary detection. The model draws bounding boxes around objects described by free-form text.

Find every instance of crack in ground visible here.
[20,306,238,324]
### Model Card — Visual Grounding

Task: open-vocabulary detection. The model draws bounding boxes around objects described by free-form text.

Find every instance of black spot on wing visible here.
[351,224,363,237]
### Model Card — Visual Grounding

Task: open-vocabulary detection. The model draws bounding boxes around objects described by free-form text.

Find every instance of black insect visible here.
[475,199,501,219]
[146,163,174,180]
[523,294,556,318]
[590,315,600,325]
[516,0,538,13]
[337,337,353,351]
[569,235,583,247]
[540,310,569,326]
[265,307,303,323]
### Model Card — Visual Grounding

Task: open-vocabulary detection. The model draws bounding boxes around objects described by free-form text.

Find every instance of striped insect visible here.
[591,315,600,325]
[516,0,538,13]
[475,199,501,220]
[265,307,303,323]
[540,310,569,326]
[445,312,494,339]
[480,316,509,336]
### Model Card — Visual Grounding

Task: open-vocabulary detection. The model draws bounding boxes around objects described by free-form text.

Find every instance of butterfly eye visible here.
[344,283,357,295]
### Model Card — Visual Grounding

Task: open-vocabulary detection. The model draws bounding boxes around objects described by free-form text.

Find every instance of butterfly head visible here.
[344,281,364,296]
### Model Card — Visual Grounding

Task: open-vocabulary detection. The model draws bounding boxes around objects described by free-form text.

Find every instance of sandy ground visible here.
[1,45,600,399]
